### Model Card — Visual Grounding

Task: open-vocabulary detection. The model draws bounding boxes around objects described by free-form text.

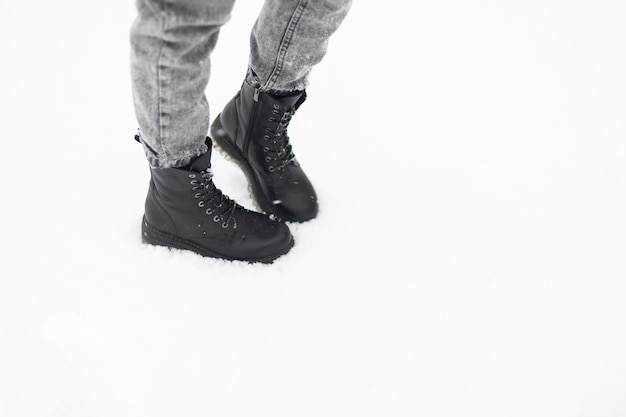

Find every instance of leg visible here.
[130,0,294,262]
[247,0,353,93]
[130,0,235,168]
[210,0,352,222]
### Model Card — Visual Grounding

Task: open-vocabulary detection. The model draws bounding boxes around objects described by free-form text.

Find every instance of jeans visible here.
[130,0,352,168]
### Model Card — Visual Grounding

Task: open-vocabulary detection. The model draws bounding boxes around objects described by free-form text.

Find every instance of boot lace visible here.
[263,104,297,173]
[189,169,238,229]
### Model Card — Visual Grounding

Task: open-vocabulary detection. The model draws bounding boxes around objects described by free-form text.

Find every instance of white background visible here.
[1,1,626,416]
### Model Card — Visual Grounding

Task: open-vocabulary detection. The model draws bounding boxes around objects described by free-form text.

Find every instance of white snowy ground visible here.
[1,1,626,416]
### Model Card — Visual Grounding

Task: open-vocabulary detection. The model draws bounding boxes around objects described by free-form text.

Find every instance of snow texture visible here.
[1,1,626,416]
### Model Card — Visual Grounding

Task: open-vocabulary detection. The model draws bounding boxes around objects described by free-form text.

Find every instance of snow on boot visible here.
[210,82,318,223]
[141,138,294,263]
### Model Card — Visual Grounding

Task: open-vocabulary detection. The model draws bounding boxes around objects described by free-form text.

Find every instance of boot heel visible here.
[141,216,170,248]
[210,116,246,166]
[141,216,209,256]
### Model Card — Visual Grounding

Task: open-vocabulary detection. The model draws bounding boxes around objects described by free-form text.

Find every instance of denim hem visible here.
[244,75,307,96]
[145,144,208,169]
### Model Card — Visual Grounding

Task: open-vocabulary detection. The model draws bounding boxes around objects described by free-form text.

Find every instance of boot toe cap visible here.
[233,213,294,262]
[272,194,318,223]
[262,167,319,222]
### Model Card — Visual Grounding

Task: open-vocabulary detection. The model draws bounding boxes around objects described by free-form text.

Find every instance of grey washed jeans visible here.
[130,0,352,168]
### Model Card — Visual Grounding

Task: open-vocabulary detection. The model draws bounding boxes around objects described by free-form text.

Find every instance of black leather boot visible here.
[210,83,318,222]
[141,138,294,263]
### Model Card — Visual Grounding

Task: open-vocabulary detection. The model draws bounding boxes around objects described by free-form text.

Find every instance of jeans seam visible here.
[156,0,168,160]
[262,0,308,92]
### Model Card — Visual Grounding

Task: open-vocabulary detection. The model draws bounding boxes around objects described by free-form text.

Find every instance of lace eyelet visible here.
[189,174,196,178]
[213,215,221,222]
[198,201,205,207]
[263,147,269,152]
[273,104,280,109]
[206,208,213,215]
[221,222,228,229]
[194,193,202,198]
[190,180,198,185]
[265,157,271,162]
[268,166,275,172]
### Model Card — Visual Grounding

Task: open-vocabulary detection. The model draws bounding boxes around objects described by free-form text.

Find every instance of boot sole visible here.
[211,116,299,222]
[141,216,294,264]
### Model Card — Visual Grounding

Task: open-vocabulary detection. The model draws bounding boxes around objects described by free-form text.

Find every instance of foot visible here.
[142,137,293,263]
[210,82,318,223]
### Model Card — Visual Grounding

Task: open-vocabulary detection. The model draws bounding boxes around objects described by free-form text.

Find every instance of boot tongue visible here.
[188,138,213,172]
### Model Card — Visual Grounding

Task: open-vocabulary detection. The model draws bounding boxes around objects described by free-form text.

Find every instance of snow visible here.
[1,1,626,416]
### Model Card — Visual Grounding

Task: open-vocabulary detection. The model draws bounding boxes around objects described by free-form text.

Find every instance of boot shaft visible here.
[219,82,306,154]
[144,140,238,237]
